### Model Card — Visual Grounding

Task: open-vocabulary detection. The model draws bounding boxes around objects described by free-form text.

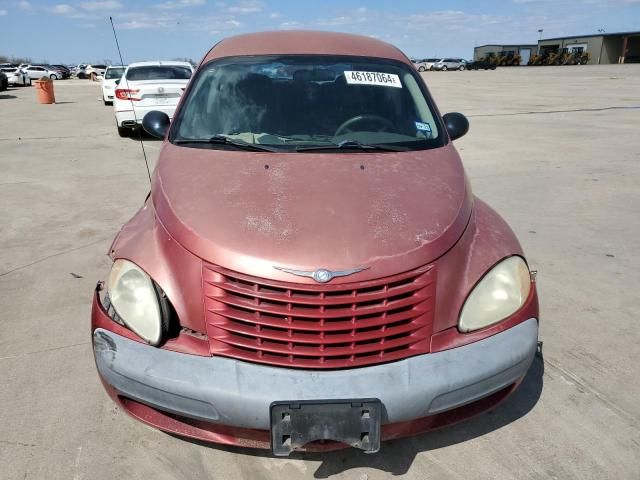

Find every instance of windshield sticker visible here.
[344,71,402,88]
[415,121,432,132]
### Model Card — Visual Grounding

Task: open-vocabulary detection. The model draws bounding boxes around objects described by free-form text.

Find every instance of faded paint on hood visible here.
[152,143,473,283]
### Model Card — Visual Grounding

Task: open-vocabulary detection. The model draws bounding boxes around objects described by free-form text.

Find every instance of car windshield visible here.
[126,65,192,81]
[105,67,125,79]
[172,55,443,151]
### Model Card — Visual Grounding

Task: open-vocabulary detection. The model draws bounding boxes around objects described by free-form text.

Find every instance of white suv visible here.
[433,59,466,71]
[415,58,439,72]
[85,64,107,80]
[113,61,193,137]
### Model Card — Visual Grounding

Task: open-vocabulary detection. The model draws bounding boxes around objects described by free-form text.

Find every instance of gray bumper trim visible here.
[93,318,538,429]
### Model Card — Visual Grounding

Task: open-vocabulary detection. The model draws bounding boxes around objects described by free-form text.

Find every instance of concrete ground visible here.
[1,65,639,479]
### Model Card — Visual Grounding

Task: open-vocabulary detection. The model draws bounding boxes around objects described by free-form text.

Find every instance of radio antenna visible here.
[109,16,152,184]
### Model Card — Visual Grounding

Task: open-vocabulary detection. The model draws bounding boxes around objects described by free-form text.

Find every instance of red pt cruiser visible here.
[92,31,539,455]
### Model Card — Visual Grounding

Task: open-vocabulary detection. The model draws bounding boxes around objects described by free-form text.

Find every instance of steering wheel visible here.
[334,114,395,137]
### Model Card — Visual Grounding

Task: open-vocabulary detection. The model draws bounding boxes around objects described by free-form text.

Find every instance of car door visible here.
[25,67,37,79]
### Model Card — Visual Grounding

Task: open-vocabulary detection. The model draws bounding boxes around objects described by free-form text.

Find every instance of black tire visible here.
[117,124,131,137]
[418,66,425,72]
[104,99,112,106]
[442,66,448,71]
[459,65,465,71]
[50,74,58,80]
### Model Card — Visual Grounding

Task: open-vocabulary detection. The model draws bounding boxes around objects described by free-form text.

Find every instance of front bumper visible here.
[93,317,538,432]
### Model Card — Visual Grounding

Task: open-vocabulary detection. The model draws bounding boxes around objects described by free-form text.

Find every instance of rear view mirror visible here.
[115,79,120,85]
[442,112,469,141]
[143,111,170,139]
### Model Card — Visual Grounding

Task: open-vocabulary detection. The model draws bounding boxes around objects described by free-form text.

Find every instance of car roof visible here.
[202,30,409,64]
[127,61,193,68]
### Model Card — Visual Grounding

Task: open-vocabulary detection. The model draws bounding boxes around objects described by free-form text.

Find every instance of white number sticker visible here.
[344,71,402,88]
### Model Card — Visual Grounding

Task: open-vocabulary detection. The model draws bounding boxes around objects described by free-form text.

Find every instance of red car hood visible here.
[152,143,472,283]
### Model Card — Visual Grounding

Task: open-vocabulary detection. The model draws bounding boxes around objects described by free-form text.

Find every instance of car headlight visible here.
[107,259,163,345]
[458,256,531,333]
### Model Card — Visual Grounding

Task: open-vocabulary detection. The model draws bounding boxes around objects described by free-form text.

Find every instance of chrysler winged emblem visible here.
[273,266,369,283]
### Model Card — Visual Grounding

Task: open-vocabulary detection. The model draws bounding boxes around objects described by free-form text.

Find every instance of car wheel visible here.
[104,99,112,106]
[50,74,58,80]
[442,66,448,71]
[418,66,425,72]
[459,65,465,71]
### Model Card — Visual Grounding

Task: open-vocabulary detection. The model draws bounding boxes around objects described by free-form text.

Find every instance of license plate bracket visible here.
[270,399,382,456]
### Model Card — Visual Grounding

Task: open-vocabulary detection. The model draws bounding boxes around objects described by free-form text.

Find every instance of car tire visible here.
[117,124,131,138]
[459,65,465,71]
[104,99,112,106]
[50,74,58,80]
[442,66,448,71]
[418,66,425,72]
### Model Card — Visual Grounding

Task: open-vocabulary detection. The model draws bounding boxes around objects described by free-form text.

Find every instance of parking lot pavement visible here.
[1,66,639,479]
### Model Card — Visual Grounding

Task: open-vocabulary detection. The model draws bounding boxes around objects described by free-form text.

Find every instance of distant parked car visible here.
[72,64,88,77]
[415,58,440,72]
[101,65,126,105]
[113,61,193,137]
[433,59,466,71]
[23,65,62,80]
[0,71,8,91]
[86,64,107,80]
[466,60,497,71]
[0,67,31,86]
[51,65,71,79]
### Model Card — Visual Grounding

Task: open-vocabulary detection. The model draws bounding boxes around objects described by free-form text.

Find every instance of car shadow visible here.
[125,130,163,142]
[171,350,545,477]
[0,94,17,100]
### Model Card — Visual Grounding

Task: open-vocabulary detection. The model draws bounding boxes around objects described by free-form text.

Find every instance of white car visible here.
[0,67,31,86]
[23,65,62,80]
[101,65,126,105]
[113,61,193,137]
[72,64,88,77]
[85,64,107,80]
[415,58,439,72]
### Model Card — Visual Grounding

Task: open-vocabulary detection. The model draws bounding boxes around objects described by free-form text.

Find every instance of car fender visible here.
[431,197,532,335]
[107,198,207,333]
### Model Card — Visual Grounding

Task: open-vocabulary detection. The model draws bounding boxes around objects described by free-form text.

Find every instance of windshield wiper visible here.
[174,135,277,152]
[295,140,408,152]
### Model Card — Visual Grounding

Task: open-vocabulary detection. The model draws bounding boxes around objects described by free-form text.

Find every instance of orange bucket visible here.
[34,79,56,104]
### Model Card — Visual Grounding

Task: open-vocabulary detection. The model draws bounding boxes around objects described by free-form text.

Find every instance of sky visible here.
[1,0,639,64]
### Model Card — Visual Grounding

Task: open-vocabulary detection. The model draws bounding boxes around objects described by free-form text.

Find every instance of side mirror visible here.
[114,79,120,85]
[442,112,469,141]
[142,111,170,139]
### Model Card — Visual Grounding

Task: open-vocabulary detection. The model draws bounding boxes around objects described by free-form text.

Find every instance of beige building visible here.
[473,44,538,65]
[538,31,640,65]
